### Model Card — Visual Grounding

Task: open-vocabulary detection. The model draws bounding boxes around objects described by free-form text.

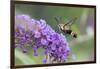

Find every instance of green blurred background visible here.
[15,3,95,65]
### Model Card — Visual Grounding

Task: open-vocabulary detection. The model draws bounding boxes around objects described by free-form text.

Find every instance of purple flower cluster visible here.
[15,14,70,63]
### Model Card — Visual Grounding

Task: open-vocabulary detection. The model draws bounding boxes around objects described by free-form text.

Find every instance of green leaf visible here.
[15,49,35,65]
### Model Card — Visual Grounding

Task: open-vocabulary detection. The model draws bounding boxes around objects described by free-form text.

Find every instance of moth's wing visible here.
[63,17,77,29]
[54,16,63,24]
[65,17,77,26]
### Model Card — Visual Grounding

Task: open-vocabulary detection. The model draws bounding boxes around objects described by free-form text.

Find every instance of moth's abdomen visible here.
[71,32,77,38]
[62,29,72,34]
[73,34,77,38]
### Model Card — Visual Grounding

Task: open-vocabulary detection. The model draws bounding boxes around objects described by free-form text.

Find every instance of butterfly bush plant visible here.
[15,14,70,63]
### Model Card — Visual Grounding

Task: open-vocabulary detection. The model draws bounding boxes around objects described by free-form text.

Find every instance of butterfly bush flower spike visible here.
[15,14,70,63]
